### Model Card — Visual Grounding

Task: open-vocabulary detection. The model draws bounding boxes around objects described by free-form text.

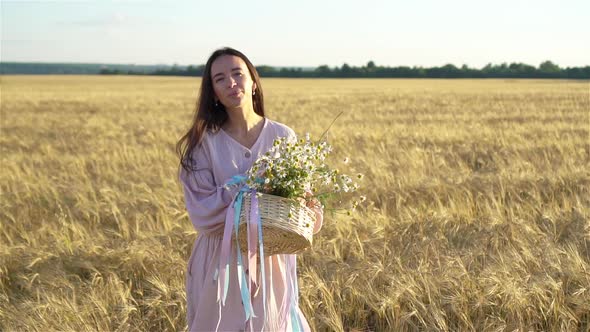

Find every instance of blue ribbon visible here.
[218,174,269,325]
[217,174,312,328]
[233,190,255,320]
[257,200,267,316]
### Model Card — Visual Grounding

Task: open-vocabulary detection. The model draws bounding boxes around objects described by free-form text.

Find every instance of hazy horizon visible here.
[1,60,585,70]
[2,0,589,68]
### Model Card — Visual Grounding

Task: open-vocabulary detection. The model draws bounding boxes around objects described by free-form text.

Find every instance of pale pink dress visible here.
[179,118,323,332]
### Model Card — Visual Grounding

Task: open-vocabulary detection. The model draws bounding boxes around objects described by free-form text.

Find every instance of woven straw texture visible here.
[234,192,316,256]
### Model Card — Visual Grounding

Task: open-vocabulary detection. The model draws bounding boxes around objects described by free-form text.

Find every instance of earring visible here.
[252,90,256,96]
[215,100,219,107]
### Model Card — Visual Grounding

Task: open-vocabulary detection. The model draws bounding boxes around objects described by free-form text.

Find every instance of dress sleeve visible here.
[179,142,238,235]
[285,127,297,143]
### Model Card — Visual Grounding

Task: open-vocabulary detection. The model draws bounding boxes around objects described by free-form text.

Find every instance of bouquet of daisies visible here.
[234,132,365,215]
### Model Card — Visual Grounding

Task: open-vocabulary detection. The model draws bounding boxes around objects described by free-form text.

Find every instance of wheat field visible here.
[1,75,589,331]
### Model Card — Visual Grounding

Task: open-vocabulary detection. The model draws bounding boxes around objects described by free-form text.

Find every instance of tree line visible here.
[101,60,590,79]
[2,61,588,79]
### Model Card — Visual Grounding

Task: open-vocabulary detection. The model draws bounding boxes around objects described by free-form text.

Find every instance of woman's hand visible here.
[295,190,324,234]
[306,190,324,234]
[297,190,319,208]
[304,190,322,209]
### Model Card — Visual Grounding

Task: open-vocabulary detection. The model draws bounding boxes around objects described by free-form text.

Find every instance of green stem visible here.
[317,111,344,143]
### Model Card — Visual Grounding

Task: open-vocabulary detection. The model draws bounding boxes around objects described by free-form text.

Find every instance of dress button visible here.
[245,151,251,158]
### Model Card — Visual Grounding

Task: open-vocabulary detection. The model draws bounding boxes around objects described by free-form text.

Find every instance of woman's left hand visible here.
[303,190,324,234]
[298,190,319,208]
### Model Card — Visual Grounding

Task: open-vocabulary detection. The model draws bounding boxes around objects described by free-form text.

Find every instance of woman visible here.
[176,47,323,331]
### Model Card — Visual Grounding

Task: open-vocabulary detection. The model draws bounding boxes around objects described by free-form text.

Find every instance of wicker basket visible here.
[233,192,316,256]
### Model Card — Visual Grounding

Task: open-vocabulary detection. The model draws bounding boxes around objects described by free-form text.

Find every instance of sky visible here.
[1,0,589,68]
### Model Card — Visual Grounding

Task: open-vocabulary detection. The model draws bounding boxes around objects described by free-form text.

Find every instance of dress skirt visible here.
[186,232,312,332]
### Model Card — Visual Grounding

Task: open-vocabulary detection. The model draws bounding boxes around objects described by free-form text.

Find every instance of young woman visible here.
[176,47,323,331]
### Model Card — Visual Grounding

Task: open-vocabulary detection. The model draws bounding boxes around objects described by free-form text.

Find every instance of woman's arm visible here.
[179,144,239,235]
[301,191,323,234]
[309,201,324,234]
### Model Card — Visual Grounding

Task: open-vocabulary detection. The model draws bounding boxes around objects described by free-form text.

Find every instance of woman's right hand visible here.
[303,190,321,209]
[291,190,324,234]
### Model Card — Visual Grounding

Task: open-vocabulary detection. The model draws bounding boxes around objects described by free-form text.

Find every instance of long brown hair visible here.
[176,47,265,173]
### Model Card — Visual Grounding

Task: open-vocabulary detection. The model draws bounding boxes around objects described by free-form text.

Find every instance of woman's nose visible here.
[227,77,237,88]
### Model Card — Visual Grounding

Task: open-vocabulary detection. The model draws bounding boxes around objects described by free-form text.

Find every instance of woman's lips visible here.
[228,91,241,97]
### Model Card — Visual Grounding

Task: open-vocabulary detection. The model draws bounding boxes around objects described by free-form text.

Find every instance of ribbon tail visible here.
[276,256,289,326]
[253,192,268,317]
[234,193,255,321]
[217,194,238,306]
[248,192,259,294]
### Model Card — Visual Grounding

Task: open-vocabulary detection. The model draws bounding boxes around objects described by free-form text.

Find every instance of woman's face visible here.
[210,55,257,110]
